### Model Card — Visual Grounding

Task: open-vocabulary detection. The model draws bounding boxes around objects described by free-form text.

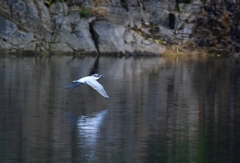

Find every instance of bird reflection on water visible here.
[78,109,108,145]
[65,109,108,162]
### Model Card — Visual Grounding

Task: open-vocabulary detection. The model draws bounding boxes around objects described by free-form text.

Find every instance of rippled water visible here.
[0,55,239,163]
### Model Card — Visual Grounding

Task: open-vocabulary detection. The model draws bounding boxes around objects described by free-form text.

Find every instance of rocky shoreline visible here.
[0,0,239,56]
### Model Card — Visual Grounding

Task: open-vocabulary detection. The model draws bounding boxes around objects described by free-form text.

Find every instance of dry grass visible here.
[162,43,209,57]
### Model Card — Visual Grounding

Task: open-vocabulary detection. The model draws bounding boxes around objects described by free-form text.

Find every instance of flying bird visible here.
[64,74,109,98]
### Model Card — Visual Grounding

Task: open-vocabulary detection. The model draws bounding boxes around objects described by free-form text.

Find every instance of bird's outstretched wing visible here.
[86,80,109,98]
[64,81,81,89]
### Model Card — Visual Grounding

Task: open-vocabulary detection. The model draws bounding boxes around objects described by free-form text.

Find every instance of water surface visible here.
[0,55,239,163]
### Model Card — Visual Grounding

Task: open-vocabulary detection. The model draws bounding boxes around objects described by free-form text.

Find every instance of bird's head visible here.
[91,74,104,79]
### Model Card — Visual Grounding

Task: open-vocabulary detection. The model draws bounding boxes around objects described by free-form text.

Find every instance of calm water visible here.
[0,55,239,163]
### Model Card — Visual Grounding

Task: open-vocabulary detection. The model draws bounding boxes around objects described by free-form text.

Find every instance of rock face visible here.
[193,0,232,54]
[0,0,40,32]
[0,16,34,51]
[0,0,239,55]
[229,1,240,53]
[92,20,126,53]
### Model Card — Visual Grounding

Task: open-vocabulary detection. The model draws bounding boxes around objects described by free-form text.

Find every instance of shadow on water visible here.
[89,54,100,75]
[0,55,240,163]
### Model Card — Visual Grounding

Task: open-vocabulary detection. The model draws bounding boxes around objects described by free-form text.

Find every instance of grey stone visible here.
[178,13,190,21]
[24,42,36,51]
[106,7,134,27]
[185,2,202,14]
[92,20,125,53]
[0,16,33,45]
[134,20,142,29]
[128,7,143,21]
[144,0,169,10]
[123,31,134,43]
[130,30,166,54]
[9,0,40,31]
[176,24,195,39]
[141,39,152,45]
[124,43,134,53]
[9,31,33,45]
[0,39,12,49]
[0,16,18,40]
[159,26,173,35]
[40,25,53,42]
[69,6,80,14]
[141,28,151,35]
[51,43,73,52]
[88,16,97,23]
[125,0,138,7]
[74,19,96,52]
[74,18,91,37]
[52,15,72,32]
[131,42,138,51]
[60,19,72,32]
[174,13,191,30]
[132,31,143,41]
[179,3,186,10]
[49,2,68,15]
[52,15,64,26]
[151,9,169,26]
[54,32,96,52]
[66,12,81,24]
[36,1,52,28]
[136,41,166,54]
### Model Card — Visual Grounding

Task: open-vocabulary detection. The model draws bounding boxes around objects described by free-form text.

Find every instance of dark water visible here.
[0,55,239,163]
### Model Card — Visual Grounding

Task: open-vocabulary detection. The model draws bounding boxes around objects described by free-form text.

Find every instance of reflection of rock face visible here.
[1,56,240,163]
[78,109,108,146]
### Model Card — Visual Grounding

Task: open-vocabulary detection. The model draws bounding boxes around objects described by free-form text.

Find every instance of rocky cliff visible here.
[0,0,239,55]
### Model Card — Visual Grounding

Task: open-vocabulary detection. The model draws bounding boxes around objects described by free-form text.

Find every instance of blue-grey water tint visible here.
[0,55,239,163]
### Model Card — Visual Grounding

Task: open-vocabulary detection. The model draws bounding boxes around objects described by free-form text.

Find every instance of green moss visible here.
[149,24,157,29]
[154,39,167,45]
[79,9,92,18]
[179,9,185,13]
[154,34,161,37]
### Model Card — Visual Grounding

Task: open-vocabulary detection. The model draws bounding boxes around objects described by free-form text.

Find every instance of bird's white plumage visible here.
[86,79,109,98]
[64,74,109,98]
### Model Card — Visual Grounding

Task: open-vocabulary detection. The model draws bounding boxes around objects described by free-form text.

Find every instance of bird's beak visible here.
[101,75,104,78]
